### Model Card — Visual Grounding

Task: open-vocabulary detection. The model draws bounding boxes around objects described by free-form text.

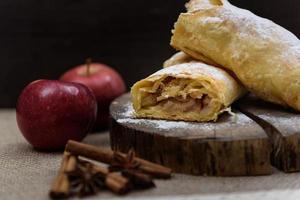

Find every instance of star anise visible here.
[108,149,155,190]
[109,148,141,172]
[67,160,105,197]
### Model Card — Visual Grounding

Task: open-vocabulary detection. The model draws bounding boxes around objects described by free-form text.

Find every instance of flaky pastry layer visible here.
[171,0,300,111]
[131,63,245,122]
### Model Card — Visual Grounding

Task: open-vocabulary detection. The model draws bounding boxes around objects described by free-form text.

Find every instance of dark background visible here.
[0,0,299,107]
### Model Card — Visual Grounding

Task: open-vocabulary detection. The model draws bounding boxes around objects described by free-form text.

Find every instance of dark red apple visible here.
[60,61,126,129]
[16,80,97,150]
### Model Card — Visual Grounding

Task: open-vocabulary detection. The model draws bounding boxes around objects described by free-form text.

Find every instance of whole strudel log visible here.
[171,0,300,111]
[131,63,245,122]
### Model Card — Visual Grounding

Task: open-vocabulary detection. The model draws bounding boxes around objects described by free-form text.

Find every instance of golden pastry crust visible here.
[131,62,245,122]
[171,0,300,111]
[163,52,194,68]
[163,51,218,68]
[185,0,224,12]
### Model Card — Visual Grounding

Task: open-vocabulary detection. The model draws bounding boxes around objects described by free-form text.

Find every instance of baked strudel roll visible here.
[131,62,245,122]
[171,0,300,111]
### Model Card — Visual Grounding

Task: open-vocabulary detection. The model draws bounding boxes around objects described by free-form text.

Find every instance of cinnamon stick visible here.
[49,152,72,199]
[122,169,155,189]
[92,163,131,194]
[65,154,77,173]
[66,140,113,163]
[92,164,109,175]
[65,140,172,179]
[105,172,131,194]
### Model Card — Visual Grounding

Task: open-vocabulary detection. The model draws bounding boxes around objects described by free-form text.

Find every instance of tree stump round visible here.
[109,93,272,176]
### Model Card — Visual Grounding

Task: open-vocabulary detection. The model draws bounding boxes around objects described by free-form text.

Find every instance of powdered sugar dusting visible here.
[230,4,299,44]
[251,109,300,136]
[122,101,134,118]
[187,0,299,44]
[175,0,300,109]
[200,16,224,24]
[114,99,265,139]
[187,0,300,63]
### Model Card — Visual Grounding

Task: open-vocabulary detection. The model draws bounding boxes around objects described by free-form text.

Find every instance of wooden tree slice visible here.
[109,94,272,176]
[237,96,300,173]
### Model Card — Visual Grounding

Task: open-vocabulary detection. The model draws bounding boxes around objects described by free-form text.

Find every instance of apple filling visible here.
[138,76,215,119]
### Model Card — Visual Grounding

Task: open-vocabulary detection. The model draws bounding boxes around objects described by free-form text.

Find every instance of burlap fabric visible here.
[1,109,300,200]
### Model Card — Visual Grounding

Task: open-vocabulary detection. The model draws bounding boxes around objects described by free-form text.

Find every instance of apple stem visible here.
[86,58,92,76]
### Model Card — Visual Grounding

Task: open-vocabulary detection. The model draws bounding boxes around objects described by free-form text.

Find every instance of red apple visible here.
[16,80,97,150]
[60,61,126,129]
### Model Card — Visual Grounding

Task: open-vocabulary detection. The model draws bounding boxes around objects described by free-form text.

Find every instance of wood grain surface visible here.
[237,96,300,173]
[110,94,272,176]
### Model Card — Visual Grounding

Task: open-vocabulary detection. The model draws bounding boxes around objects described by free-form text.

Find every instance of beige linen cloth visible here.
[1,110,300,200]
